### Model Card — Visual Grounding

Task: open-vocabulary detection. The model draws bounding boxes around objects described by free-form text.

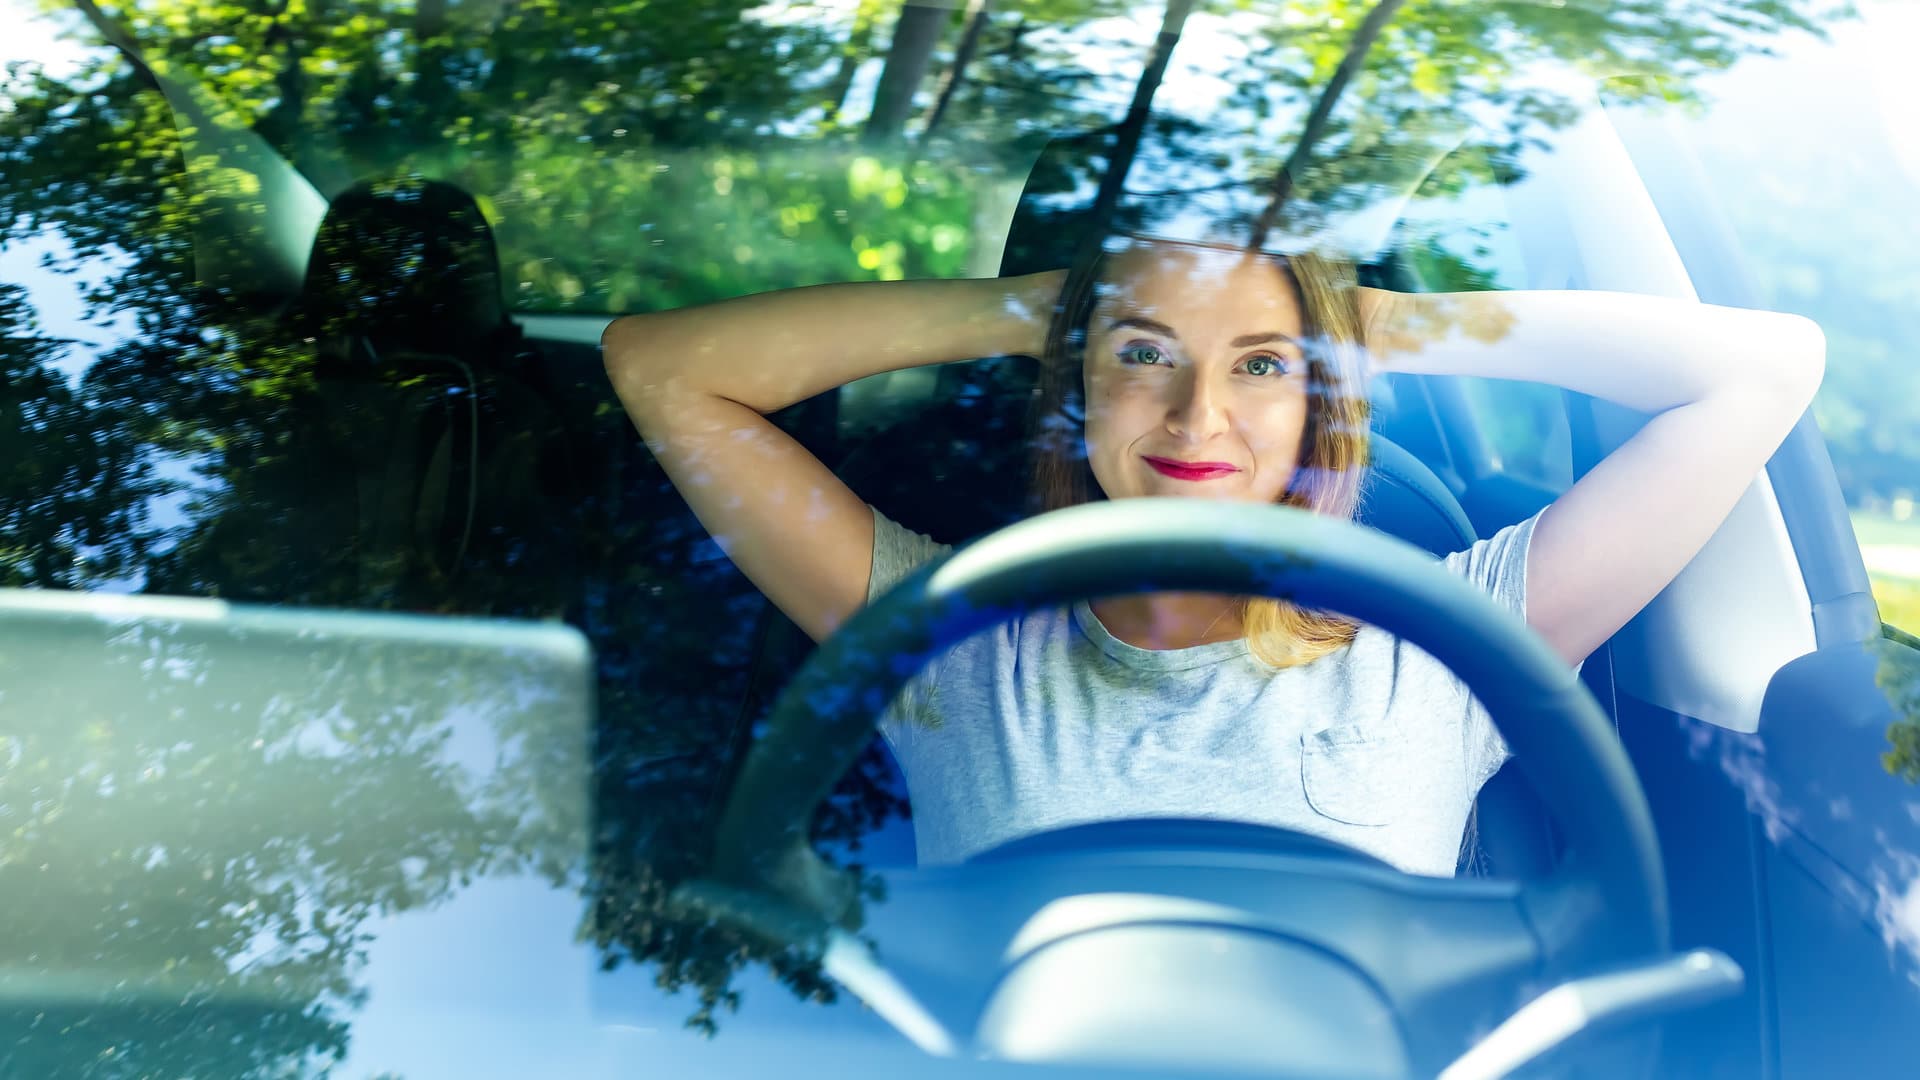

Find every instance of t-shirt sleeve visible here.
[867,505,955,603]
[1439,509,1540,626]
[866,507,956,753]
[1438,506,1580,788]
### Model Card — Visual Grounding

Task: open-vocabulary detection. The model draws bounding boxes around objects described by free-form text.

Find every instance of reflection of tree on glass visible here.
[0,283,153,588]
[0,0,1869,1046]
[0,598,588,1078]
[1880,626,1920,783]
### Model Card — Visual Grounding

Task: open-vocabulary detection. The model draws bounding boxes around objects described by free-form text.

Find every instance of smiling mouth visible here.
[1143,456,1241,481]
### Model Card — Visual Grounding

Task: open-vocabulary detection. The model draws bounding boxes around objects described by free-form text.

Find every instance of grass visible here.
[1873,575,1920,636]
[1851,512,1920,634]
[1851,509,1920,549]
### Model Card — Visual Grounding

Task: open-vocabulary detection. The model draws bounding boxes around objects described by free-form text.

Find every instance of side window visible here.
[1854,506,1920,634]
[1394,194,1576,500]
[1456,378,1575,495]
[1608,29,1920,638]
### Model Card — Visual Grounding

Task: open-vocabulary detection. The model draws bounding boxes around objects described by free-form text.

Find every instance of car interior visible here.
[16,25,1916,1075]
[121,25,1852,908]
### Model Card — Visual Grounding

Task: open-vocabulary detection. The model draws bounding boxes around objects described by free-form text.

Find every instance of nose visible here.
[1166,367,1229,443]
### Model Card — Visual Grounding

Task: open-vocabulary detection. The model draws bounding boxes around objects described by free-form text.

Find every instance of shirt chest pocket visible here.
[1299,726,1411,828]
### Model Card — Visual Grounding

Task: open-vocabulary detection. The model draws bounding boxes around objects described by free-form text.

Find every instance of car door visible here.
[1597,25,1920,1076]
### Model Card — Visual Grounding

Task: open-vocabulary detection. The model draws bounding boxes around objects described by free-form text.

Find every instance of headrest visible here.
[1358,434,1476,557]
[296,177,508,356]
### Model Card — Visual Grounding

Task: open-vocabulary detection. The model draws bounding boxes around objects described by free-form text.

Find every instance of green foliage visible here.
[1204,0,1851,233]
[1877,626,1920,782]
[1874,575,1920,640]
[0,283,160,587]
[492,147,977,312]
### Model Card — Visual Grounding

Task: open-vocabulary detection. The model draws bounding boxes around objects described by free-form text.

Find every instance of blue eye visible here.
[1244,354,1290,378]
[1119,341,1171,366]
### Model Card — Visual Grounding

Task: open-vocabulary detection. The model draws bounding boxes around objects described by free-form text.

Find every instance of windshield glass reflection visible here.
[1,1,1916,1075]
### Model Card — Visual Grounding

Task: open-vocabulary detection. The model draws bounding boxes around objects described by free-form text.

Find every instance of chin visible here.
[1147,485,1253,501]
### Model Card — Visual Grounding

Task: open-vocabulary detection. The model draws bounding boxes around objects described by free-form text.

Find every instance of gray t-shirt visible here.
[866,505,1558,878]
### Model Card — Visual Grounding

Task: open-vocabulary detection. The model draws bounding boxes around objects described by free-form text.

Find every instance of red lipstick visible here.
[1143,456,1240,481]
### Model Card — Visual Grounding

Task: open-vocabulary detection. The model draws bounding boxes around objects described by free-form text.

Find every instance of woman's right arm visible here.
[602,272,1062,643]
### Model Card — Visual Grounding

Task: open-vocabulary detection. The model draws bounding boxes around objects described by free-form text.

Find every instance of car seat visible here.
[281,176,582,612]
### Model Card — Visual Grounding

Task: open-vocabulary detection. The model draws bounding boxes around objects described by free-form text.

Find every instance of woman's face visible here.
[1081,241,1311,505]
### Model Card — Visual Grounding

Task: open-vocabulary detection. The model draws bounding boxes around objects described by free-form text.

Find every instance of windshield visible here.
[2,1,1917,1077]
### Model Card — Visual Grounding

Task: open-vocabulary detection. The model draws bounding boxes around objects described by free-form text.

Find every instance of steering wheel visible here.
[697,498,1668,1073]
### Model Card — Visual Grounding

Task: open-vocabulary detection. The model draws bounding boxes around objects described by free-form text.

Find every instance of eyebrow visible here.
[1107,316,1299,349]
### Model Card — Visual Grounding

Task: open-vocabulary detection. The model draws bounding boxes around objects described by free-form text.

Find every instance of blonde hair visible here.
[1026,245,1372,669]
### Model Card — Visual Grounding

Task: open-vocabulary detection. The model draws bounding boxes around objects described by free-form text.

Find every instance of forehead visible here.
[1093,241,1304,332]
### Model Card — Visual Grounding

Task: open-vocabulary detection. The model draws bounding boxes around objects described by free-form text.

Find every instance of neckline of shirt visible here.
[1070,600,1253,671]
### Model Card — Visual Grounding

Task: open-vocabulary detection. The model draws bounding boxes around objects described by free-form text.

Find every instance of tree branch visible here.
[1085,0,1196,240]
[918,0,992,145]
[863,0,959,145]
[823,0,887,123]
[1251,0,1410,246]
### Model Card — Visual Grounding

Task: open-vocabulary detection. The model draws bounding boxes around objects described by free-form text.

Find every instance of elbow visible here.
[1705,311,1825,422]
[1776,313,1828,405]
[1730,310,1826,409]
[601,313,682,408]
[600,314,644,384]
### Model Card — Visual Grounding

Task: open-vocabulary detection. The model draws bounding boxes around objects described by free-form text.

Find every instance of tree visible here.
[1226,0,1851,238]
[0,584,577,1076]
[1880,629,1920,783]
[863,0,955,143]
[918,0,995,142]
[921,0,1854,250]
[1085,0,1198,237]
[0,284,156,588]
[909,0,1148,156]
[822,0,893,123]
[1251,0,1409,241]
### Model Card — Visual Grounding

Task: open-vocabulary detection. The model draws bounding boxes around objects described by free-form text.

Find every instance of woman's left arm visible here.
[1357,287,1828,668]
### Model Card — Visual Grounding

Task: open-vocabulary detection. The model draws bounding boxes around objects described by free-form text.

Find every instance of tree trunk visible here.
[917,0,992,145]
[863,0,956,145]
[1251,0,1410,244]
[1085,0,1197,237]
[823,0,888,123]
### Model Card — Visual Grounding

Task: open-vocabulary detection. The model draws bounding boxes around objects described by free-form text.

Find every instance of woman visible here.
[601,234,1825,877]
